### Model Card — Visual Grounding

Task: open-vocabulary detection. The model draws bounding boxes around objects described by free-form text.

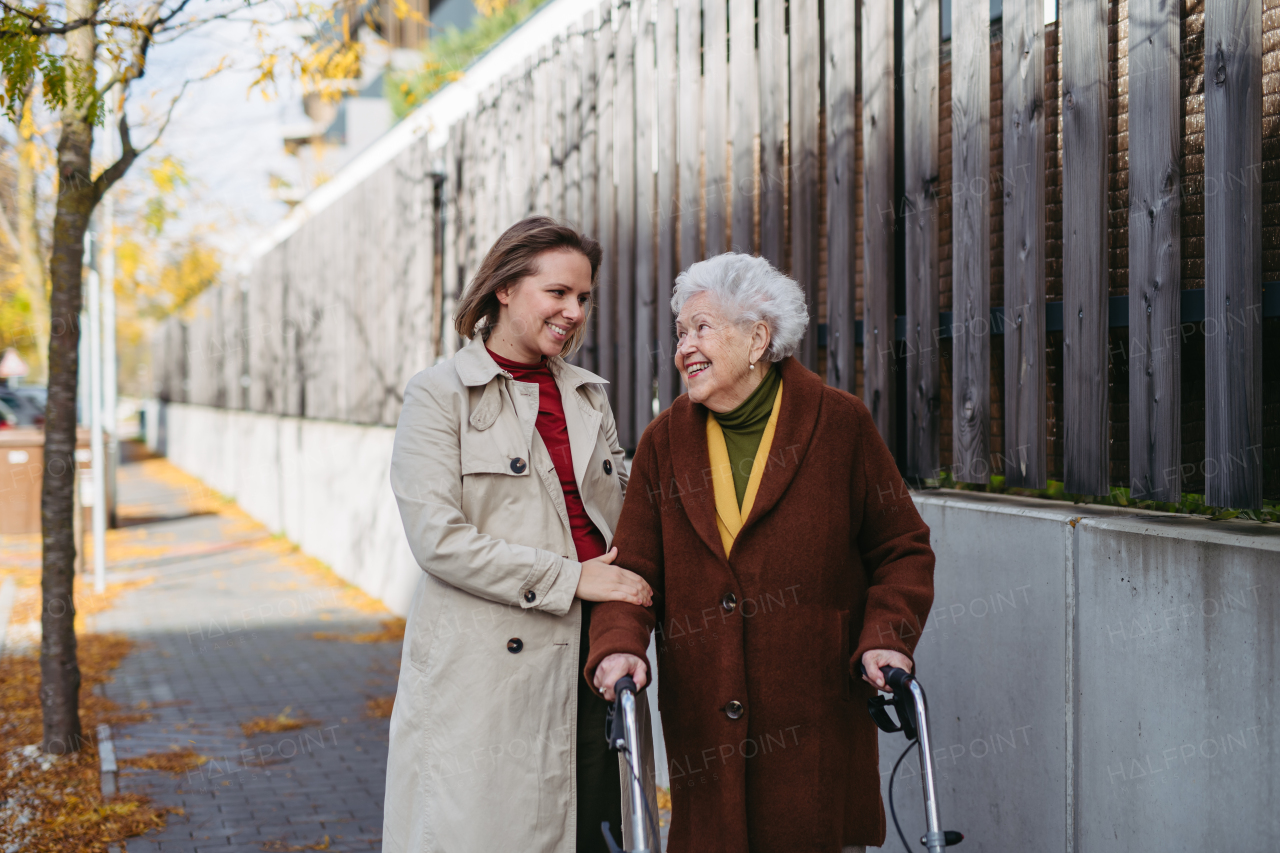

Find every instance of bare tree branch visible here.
[92,77,191,201]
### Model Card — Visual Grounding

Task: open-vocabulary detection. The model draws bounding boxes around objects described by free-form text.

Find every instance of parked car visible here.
[0,386,46,426]
[0,397,17,429]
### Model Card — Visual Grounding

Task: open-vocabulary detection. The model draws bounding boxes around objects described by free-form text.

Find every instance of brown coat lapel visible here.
[741,357,823,532]
[664,394,726,563]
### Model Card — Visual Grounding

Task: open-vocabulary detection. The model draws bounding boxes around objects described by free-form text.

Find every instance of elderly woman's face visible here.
[675,293,769,412]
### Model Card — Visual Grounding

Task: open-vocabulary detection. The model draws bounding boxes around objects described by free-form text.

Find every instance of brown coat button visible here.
[507,638,524,653]
[510,457,527,474]
[523,590,536,603]
[721,593,737,613]
[724,700,744,720]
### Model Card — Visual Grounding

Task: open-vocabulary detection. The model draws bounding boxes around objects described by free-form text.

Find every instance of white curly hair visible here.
[670,253,810,362]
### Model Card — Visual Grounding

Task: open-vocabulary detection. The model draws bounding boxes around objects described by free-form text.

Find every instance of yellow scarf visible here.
[705,380,784,557]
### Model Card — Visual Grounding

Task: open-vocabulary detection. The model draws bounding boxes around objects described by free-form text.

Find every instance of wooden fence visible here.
[157,0,1280,509]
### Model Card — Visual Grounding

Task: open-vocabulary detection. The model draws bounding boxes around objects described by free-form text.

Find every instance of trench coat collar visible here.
[455,334,610,501]
[667,356,822,563]
[454,334,609,388]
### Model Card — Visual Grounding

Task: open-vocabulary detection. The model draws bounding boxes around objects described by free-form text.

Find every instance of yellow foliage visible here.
[240,707,321,737]
[390,0,427,25]
[116,234,220,318]
[147,156,188,195]
[475,0,511,16]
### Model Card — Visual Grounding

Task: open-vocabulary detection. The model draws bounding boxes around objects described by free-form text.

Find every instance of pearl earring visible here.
[749,363,755,370]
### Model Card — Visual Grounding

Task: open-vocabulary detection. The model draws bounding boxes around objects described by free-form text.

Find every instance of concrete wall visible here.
[164,402,420,615]
[873,494,1280,853]
[162,402,1279,849]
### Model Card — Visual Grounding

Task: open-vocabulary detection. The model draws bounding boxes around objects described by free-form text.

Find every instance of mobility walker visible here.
[602,675,662,853]
[863,664,965,853]
[601,668,964,853]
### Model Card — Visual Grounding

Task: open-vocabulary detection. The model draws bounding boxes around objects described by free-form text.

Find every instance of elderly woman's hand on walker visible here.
[593,652,648,700]
[575,547,654,607]
[861,648,915,691]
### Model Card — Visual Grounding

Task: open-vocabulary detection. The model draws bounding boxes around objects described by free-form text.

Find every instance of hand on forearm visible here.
[575,547,653,606]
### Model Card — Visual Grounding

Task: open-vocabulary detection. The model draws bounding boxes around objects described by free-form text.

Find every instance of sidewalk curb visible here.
[97,723,118,798]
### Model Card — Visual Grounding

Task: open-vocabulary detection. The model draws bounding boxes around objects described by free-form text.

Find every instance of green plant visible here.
[385,0,552,119]
[928,470,1279,523]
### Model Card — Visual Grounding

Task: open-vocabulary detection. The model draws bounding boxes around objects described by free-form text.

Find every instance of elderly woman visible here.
[586,253,936,853]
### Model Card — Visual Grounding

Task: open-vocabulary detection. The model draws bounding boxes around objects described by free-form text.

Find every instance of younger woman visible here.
[383,217,652,853]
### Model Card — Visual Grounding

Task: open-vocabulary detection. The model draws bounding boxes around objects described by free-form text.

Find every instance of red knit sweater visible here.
[489,348,607,562]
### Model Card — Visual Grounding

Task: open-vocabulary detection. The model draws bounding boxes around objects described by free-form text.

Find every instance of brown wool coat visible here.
[586,357,935,853]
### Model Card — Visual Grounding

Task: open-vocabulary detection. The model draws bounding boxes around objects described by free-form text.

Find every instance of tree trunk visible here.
[40,0,98,756]
[18,93,51,384]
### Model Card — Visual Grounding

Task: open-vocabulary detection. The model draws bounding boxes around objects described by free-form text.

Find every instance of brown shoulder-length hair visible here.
[453,216,603,357]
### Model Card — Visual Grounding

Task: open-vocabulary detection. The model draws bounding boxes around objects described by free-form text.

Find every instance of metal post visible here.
[86,258,107,595]
[101,87,119,528]
[102,191,118,528]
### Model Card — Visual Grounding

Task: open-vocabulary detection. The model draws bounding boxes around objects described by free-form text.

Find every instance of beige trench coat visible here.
[383,336,630,853]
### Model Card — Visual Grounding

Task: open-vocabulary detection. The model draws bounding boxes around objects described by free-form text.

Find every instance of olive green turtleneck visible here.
[712,363,781,507]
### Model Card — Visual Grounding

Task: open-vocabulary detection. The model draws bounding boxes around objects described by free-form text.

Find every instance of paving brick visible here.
[87,458,398,851]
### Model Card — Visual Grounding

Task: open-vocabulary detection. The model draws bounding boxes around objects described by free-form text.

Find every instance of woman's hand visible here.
[594,653,649,701]
[860,649,914,692]
[575,547,653,606]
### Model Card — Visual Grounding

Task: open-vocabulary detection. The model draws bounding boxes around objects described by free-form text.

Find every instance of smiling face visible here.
[488,249,594,363]
[675,292,772,412]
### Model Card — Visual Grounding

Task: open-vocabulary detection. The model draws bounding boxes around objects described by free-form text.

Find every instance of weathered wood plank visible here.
[789,0,819,371]
[677,0,702,272]
[596,2,618,396]
[463,111,479,283]
[550,38,566,220]
[522,58,537,218]
[1126,0,1180,501]
[656,0,679,408]
[441,123,460,355]
[634,0,657,436]
[950,0,991,484]
[580,12,599,372]
[615,1,637,447]
[861,0,895,447]
[728,0,756,255]
[1062,0,1110,495]
[1204,0,1263,509]
[903,0,939,478]
[482,89,501,252]
[1001,0,1046,488]
[758,0,786,272]
[824,0,856,391]
[498,75,515,230]
[704,0,728,256]
[565,36,583,230]
[535,45,552,213]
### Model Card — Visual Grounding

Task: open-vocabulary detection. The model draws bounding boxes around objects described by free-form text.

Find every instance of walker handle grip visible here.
[857,662,914,694]
[613,675,637,697]
[881,666,912,694]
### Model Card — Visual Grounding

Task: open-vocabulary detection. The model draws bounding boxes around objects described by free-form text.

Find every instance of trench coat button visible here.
[510,457,527,474]
[523,590,536,603]
[724,700,745,720]
[507,638,524,654]
[603,459,613,475]
[721,593,737,613]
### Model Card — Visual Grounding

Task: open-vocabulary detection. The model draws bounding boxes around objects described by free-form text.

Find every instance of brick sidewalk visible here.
[87,452,401,852]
